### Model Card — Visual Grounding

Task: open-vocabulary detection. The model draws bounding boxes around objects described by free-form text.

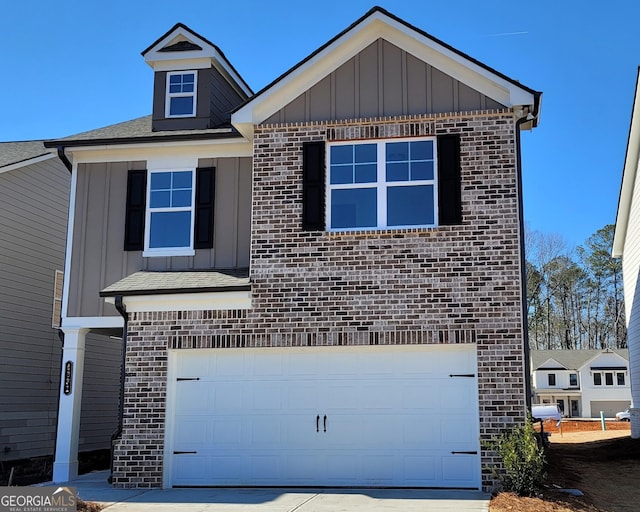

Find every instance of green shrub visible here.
[488,418,546,496]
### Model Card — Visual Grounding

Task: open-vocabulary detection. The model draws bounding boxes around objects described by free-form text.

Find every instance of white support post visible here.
[53,327,89,483]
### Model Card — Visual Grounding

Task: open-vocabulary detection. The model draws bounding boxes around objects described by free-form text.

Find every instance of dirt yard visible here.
[490,420,638,512]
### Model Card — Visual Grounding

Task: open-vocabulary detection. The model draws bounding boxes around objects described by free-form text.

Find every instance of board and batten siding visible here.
[0,158,68,462]
[264,39,505,125]
[621,158,640,434]
[67,157,252,318]
[79,333,122,452]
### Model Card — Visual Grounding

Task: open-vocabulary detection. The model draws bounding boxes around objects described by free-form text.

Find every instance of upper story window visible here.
[327,138,437,231]
[593,371,626,386]
[569,373,578,387]
[547,373,556,386]
[166,71,197,117]
[144,170,195,256]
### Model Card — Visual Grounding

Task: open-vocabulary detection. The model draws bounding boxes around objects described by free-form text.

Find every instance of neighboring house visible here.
[0,143,120,473]
[531,349,631,418]
[47,7,541,491]
[613,66,640,439]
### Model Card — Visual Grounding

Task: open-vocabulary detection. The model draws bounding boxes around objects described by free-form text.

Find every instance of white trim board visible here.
[104,291,251,312]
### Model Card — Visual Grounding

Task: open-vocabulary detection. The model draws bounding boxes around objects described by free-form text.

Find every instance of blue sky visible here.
[3,1,639,248]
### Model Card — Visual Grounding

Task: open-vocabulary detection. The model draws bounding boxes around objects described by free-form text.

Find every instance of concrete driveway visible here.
[65,472,490,511]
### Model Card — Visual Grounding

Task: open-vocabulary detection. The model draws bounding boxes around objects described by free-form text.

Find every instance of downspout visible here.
[110,295,127,481]
[57,146,72,173]
[516,111,536,411]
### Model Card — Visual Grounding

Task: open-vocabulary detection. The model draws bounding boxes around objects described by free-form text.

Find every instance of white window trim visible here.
[326,137,438,232]
[165,70,198,118]
[143,168,196,257]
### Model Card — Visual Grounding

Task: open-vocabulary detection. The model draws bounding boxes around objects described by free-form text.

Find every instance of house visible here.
[45,7,541,491]
[0,142,121,478]
[531,349,631,418]
[613,66,640,439]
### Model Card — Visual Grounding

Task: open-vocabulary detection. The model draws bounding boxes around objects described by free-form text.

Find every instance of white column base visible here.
[53,461,79,483]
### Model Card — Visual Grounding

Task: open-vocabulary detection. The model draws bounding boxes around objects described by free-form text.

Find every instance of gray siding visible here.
[264,39,505,124]
[0,158,68,462]
[68,157,252,317]
[152,67,247,131]
[210,66,246,127]
[79,333,122,452]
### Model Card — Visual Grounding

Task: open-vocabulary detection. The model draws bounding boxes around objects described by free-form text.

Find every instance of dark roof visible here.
[141,22,253,95]
[100,269,251,297]
[43,115,244,148]
[232,6,541,120]
[531,349,629,371]
[0,140,51,169]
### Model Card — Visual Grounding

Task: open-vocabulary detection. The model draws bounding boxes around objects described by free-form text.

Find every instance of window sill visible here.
[143,249,196,258]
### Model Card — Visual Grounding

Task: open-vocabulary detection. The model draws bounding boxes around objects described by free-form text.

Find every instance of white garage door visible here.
[166,344,480,488]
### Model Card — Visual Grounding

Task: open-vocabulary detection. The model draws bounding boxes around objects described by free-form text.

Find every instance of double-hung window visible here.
[144,170,195,256]
[166,71,197,117]
[327,138,437,230]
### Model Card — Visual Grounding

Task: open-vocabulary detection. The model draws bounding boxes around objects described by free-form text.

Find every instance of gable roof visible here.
[613,67,640,257]
[531,349,629,371]
[141,22,252,98]
[232,6,541,138]
[0,140,54,172]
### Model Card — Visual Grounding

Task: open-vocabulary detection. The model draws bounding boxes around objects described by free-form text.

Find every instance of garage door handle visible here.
[323,415,327,432]
[173,451,197,455]
[316,415,319,432]
[451,451,478,455]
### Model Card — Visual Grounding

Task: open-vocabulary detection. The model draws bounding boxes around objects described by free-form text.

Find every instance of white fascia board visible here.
[154,57,212,72]
[613,69,640,257]
[104,291,251,313]
[0,152,57,175]
[67,138,252,164]
[61,316,124,329]
[233,12,535,128]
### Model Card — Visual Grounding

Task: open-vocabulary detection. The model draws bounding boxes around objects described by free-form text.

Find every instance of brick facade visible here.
[112,110,527,491]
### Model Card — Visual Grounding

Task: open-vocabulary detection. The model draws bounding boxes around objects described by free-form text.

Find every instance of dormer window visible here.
[166,71,197,117]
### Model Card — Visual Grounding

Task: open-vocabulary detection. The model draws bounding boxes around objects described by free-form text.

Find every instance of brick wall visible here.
[112,110,527,491]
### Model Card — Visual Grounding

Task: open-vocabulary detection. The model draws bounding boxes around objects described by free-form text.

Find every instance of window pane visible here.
[594,373,602,385]
[172,171,192,189]
[605,373,613,386]
[386,142,408,162]
[386,162,408,181]
[617,373,625,385]
[387,185,434,226]
[169,75,181,84]
[548,374,556,386]
[355,144,376,163]
[569,374,578,386]
[331,188,376,229]
[149,211,191,248]
[150,190,171,208]
[172,190,192,207]
[182,83,194,93]
[170,96,194,116]
[410,140,433,160]
[331,145,353,165]
[151,172,171,190]
[330,165,353,185]
[355,164,376,183]
[183,73,195,84]
[410,161,434,180]
[169,84,182,93]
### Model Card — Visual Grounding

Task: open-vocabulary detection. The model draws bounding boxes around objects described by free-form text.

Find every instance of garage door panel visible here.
[169,345,480,488]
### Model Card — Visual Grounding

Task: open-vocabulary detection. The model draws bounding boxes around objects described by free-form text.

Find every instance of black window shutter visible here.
[124,169,147,251]
[194,167,216,249]
[437,134,462,225]
[302,141,325,231]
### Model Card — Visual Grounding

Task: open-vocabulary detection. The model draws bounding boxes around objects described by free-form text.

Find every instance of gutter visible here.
[516,111,535,412]
[56,146,72,173]
[110,295,128,482]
